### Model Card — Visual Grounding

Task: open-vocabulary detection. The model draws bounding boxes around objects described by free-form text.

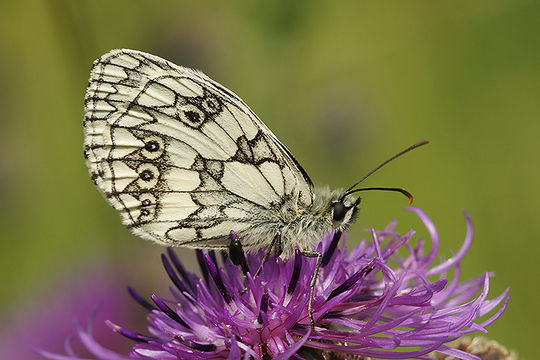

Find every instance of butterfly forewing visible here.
[84,49,314,249]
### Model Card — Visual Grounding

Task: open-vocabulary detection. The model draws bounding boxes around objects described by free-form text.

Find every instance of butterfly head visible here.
[330,193,360,231]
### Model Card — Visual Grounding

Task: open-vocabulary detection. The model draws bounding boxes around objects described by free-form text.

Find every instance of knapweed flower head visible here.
[41,208,509,360]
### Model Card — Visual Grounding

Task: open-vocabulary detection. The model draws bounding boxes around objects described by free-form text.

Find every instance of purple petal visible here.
[427,210,473,276]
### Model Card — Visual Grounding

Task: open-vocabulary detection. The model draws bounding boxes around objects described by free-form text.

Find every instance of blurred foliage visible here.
[0,0,538,358]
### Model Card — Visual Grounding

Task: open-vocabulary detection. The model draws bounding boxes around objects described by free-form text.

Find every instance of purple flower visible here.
[40,208,509,360]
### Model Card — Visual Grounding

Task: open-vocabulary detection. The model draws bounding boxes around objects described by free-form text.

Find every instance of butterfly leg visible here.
[228,230,249,275]
[301,250,322,328]
[254,232,282,279]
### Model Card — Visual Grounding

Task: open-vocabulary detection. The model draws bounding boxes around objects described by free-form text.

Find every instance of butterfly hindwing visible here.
[84,49,314,249]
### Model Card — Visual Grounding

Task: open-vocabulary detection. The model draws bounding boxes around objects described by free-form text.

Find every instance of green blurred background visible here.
[1,0,538,358]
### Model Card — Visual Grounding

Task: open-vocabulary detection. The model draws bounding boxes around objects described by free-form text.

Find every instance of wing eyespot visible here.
[138,207,155,222]
[144,141,159,152]
[202,96,221,114]
[140,169,154,181]
[179,104,205,127]
[185,110,200,123]
[141,135,165,160]
[139,193,156,206]
[136,164,159,188]
[141,199,152,206]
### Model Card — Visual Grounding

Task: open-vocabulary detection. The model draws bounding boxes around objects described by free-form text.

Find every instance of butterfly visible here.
[84,49,426,325]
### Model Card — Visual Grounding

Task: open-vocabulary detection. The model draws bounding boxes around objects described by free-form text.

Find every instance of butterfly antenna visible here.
[344,140,429,193]
[345,187,413,204]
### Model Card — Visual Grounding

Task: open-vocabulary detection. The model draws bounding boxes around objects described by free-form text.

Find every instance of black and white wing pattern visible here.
[84,49,313,249]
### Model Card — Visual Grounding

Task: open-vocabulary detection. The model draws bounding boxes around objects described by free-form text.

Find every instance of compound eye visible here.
[332,201,347,222]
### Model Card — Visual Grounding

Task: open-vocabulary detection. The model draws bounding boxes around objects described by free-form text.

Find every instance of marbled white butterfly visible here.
[84,49,426,325]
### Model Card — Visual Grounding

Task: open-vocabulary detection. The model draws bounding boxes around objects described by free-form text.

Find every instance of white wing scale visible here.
[84,49,313,249]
